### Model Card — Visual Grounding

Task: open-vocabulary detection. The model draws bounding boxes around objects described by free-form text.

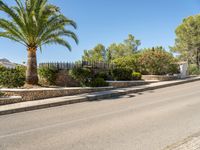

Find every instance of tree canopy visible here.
[82,44,106,62]
[82,34,141,62]
[171,14,200,67]
[107,34,141,60]
[0,0,78,50]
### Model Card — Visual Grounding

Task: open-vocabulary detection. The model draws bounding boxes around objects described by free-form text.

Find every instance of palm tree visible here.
[0,0,78,85]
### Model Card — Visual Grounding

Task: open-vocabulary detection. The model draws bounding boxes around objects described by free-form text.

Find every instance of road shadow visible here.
[88,89,155,102]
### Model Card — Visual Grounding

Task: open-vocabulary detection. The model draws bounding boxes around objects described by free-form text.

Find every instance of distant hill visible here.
[0,58,20,68]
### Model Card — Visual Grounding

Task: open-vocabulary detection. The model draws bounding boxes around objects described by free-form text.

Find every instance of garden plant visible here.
[0,65,26,88]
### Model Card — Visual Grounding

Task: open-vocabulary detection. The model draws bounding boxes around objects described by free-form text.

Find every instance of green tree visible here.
[107,34,141,60]
[171,14,200,68]
[0,0,78,85]
[82,44,106,62]
[124,34,141,52]
[107,43,127,60]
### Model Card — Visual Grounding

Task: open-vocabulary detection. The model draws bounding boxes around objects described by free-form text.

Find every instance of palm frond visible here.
[0,32,26,46]
[0,18,27,45]
[0,1,26,32]
[42,37,72,51]
[0,0,78,50]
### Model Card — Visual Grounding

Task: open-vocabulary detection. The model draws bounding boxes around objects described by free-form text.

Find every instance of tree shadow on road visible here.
[88,89,155,102]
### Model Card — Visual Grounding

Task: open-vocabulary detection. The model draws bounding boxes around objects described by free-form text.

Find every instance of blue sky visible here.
[0,0,199,64]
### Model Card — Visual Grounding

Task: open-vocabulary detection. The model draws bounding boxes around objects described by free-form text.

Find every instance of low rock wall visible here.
[0,87,113,102]
[142,75,179,81]
[0,96,22,105]
[107,81,151,88]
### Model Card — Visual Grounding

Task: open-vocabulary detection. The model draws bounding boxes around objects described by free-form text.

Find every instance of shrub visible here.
[112,54,140,71]
[0,92,4,97]
[188,64,200,75]
[111,68,133,81]
[38,66,58,85]
[138,47,179,75]
[168,64,180,75]
[89,78,109,87]
[95,71,111,80]
[132,72,142,80]
[69,67,92,86]
[69,67,109,87]
[0,65,26,88]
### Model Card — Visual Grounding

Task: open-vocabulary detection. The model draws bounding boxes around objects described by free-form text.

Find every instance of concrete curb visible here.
[137,77,200,92]
[0,77,199,116]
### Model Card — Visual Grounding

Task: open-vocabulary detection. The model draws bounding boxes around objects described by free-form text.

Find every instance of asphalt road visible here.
[0,81,200,150]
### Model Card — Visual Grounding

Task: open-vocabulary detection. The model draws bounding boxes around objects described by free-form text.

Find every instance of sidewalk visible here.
[164,132,200,150]
[0,76,200,115]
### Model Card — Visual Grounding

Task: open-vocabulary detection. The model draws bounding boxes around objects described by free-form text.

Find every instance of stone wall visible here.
[0,96,22,105]
[107,81,151,88]
[0,87,113,102]
[39,70,80,87]
[55,70,80,87]
[142,75,179,81]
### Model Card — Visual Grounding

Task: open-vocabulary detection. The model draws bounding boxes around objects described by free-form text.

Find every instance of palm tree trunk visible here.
[26,47,38,85]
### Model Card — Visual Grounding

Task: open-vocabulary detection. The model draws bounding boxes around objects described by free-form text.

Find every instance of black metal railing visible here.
[39,61,115,70]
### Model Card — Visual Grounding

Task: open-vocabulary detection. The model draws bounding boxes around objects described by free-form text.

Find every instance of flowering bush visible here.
[138,47,179,75]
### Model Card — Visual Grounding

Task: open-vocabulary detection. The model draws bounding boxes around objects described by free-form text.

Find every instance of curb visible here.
[0,77,199,116]
[142,77,200,91]
[163,132,200,150]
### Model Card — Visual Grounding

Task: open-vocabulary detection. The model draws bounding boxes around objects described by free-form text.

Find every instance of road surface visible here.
[0,81,200,150]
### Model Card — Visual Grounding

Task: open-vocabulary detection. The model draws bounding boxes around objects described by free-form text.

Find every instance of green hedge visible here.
[89,78,109,87]
[38,66,59,85]
[69,67,91,86]
[112,54,140,71]
[0,65,26,88]
[188,64,200,75]
[132,72,142,80]
[0,92,4,97]
[69,67,109,87]
[96,71,111,80]
[111,68,133,81]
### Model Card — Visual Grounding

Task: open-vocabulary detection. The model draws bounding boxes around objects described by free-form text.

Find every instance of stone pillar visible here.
[179,62,188,79]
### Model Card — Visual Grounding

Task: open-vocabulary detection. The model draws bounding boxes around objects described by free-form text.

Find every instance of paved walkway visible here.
[164,133,200,150]
[0,76,200,115]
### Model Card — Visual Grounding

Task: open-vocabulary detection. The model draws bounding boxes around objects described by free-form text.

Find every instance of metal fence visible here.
[39,61,116,70]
